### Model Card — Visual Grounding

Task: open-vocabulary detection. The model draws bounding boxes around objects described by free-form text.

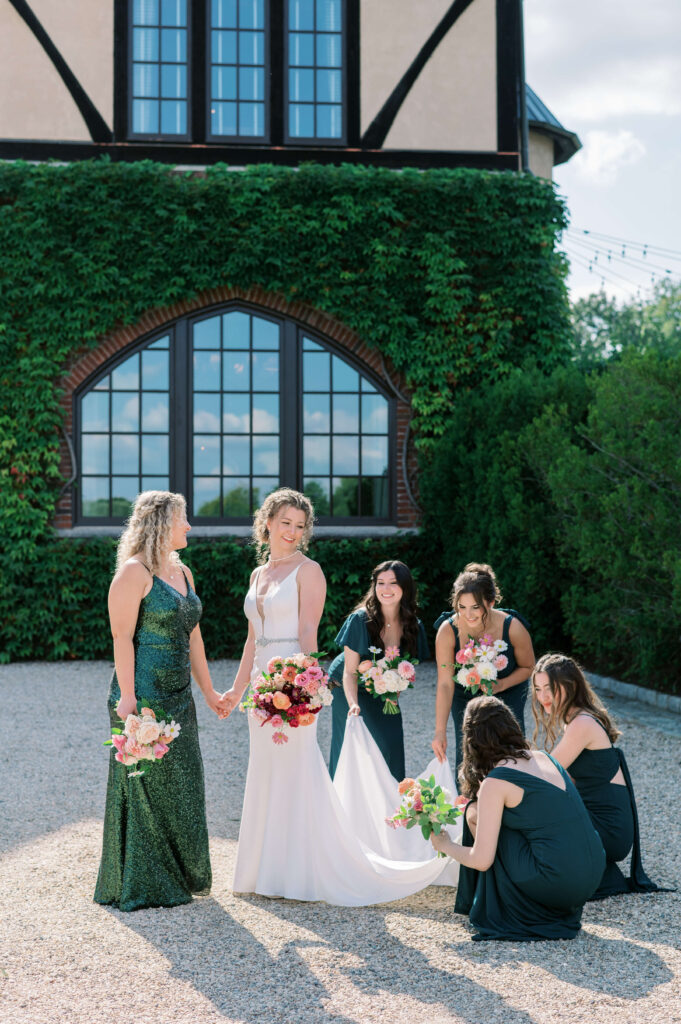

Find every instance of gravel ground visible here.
[1,659,679,1024]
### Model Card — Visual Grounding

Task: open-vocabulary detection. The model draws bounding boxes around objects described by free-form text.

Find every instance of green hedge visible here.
[0,534,450,663]
[0,159,571,661]
[419,351,681,693]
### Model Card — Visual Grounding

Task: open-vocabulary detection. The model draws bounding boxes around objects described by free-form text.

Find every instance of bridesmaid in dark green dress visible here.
[432,563,534,773]
[432,696,605,941]
[328,560,429,781]
[533,653,669,899]
[94,491,221,912]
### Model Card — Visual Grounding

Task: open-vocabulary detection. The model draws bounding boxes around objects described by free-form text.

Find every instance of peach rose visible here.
[297,712,316,726]
[398,778,415,795]
[272,691,291,710]
[139,707,156,719]
[358,660,373,673]
[124,714,141,737]
[137,719,162,745]
[152,742,169,759]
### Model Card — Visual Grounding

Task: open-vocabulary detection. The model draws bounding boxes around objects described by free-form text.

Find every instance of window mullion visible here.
[173,320,190,506]
[279,320,298,488]
[192,0,206,142]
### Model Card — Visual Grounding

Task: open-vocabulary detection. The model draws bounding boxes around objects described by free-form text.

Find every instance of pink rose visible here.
[494,655,508,671]
[153,742,169,759]
[304,677,320,696]
[294,670,310,688]
[115,751,136,766]
[253,708,269,722]
[455,649,469,665]
[305,665,324,682]
[112,735,127,753]
[267,657,282,674]
[124,737,144,759]
[269,714,284,728]
[397,660,415,681]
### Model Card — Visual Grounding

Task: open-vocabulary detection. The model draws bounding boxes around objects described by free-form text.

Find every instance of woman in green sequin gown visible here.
[432,696,605,941]
[94,492,221,912]
[533,653,668,899]
[328,561,430,782]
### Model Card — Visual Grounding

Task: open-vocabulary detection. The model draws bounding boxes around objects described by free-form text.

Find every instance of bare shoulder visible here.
[298,557,326,584]
[112,558,151,588]
[436,618,455,648]
[564,712,604,741]
[180,561,195,588]
[507,614,530,641]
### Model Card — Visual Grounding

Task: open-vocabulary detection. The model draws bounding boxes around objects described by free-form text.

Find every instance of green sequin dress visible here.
[94,574,212,912]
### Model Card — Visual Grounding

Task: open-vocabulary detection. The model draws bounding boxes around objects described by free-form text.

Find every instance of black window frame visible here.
[283,0,347,146]
[127,0,193,142]
[117,0,352,147]
[72,302,395,527]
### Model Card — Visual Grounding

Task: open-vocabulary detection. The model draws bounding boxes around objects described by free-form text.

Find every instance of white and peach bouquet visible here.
[240,652,332,745]
[358,646,417,715]
[105,705,181,777]
[386,775,467,855]
[455,633,508,696]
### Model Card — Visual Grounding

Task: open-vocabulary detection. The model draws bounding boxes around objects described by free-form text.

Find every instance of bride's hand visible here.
[347,703,361,717]
[218,689,240,719]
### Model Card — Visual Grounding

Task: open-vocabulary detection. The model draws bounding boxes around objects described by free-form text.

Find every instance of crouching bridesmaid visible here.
[431,696,605,941]
[532,653,669,899]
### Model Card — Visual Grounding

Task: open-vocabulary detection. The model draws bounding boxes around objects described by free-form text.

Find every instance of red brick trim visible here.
[55,287,421,530]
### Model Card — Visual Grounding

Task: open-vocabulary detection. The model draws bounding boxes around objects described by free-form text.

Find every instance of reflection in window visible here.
[288,0,344,140]
[301,336,389,518]
[80,336,170,517]
[192,310,280,516]
[131,0,189,137]
[210,0,267,138]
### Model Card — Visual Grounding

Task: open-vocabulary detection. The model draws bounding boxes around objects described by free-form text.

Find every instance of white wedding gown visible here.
[232,564,461,905]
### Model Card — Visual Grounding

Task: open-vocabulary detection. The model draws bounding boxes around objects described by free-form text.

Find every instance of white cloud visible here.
[560,58,681,121]
[571,129,646,185]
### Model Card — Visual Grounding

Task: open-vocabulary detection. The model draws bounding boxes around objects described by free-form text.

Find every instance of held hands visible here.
[116,694,138,721]
[431,731,447,764]
[203,688,224,717]
[217,688,240,719]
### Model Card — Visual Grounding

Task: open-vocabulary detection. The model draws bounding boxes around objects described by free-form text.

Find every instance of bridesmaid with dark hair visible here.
[328,560,429,781]
[432,563,535,772]
[533,653,668,899]
[431,695,605,941]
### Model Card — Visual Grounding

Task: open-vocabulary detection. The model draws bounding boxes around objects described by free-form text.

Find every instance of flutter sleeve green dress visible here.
[327,609,429,782]
[455,758,606,941]
[94,571,212,912]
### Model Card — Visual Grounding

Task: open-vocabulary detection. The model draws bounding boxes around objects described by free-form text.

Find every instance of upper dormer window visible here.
[125,0,346,144]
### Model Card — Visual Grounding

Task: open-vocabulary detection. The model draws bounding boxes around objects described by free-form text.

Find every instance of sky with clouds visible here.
[524,0,681,301]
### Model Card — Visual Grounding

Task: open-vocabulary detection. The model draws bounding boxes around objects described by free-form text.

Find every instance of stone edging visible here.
[587,672,681,716]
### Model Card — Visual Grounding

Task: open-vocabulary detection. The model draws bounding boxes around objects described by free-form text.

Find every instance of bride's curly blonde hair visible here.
[252,488,314,563]
[116,491,186,575]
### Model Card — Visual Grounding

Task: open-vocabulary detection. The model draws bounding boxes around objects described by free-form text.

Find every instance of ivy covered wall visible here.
[0,159,571,660]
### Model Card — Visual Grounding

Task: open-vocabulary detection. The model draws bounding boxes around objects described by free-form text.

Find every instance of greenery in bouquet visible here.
[386,775,467,855]
[358,646,417,715]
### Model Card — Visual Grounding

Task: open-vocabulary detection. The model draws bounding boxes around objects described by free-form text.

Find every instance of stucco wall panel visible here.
[0,1,112,141]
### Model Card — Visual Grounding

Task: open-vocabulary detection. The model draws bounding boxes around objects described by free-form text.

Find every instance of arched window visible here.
[75,305,392,524]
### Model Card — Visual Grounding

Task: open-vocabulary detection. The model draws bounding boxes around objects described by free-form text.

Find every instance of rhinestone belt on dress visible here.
[255,635,299,648]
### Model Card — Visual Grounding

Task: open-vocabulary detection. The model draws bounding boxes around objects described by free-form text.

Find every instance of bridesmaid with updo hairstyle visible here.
[432,563,535,772]
[532,653,668,899]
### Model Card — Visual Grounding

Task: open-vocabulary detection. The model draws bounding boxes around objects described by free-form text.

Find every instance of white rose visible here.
[137,719,162,745]
[478,662,497,681]
[318,686,333,706]
[381,670,402,693]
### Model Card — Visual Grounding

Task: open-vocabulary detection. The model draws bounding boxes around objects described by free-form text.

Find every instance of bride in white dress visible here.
[219,488,460,905]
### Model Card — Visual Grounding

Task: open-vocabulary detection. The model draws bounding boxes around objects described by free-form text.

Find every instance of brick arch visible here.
[55,286,421,529]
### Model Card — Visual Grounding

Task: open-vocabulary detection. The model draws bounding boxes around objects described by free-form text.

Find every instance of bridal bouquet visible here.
[241,653,333,745]
[386,775,466,855]
[358,646,416,715]
[455,634,508,696]
[105,705,181,778]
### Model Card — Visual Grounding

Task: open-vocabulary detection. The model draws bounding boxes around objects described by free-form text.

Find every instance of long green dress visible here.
[569,743,668,898]
[327,609,430,781]
[455,758,605,941]
[94,572,212,912]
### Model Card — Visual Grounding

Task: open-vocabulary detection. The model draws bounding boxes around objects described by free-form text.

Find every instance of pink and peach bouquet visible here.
[358,646,417,715]
[455,634,508,696]
[105,705,181,777]
[386,775,465,855]
[240,653,332,744]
